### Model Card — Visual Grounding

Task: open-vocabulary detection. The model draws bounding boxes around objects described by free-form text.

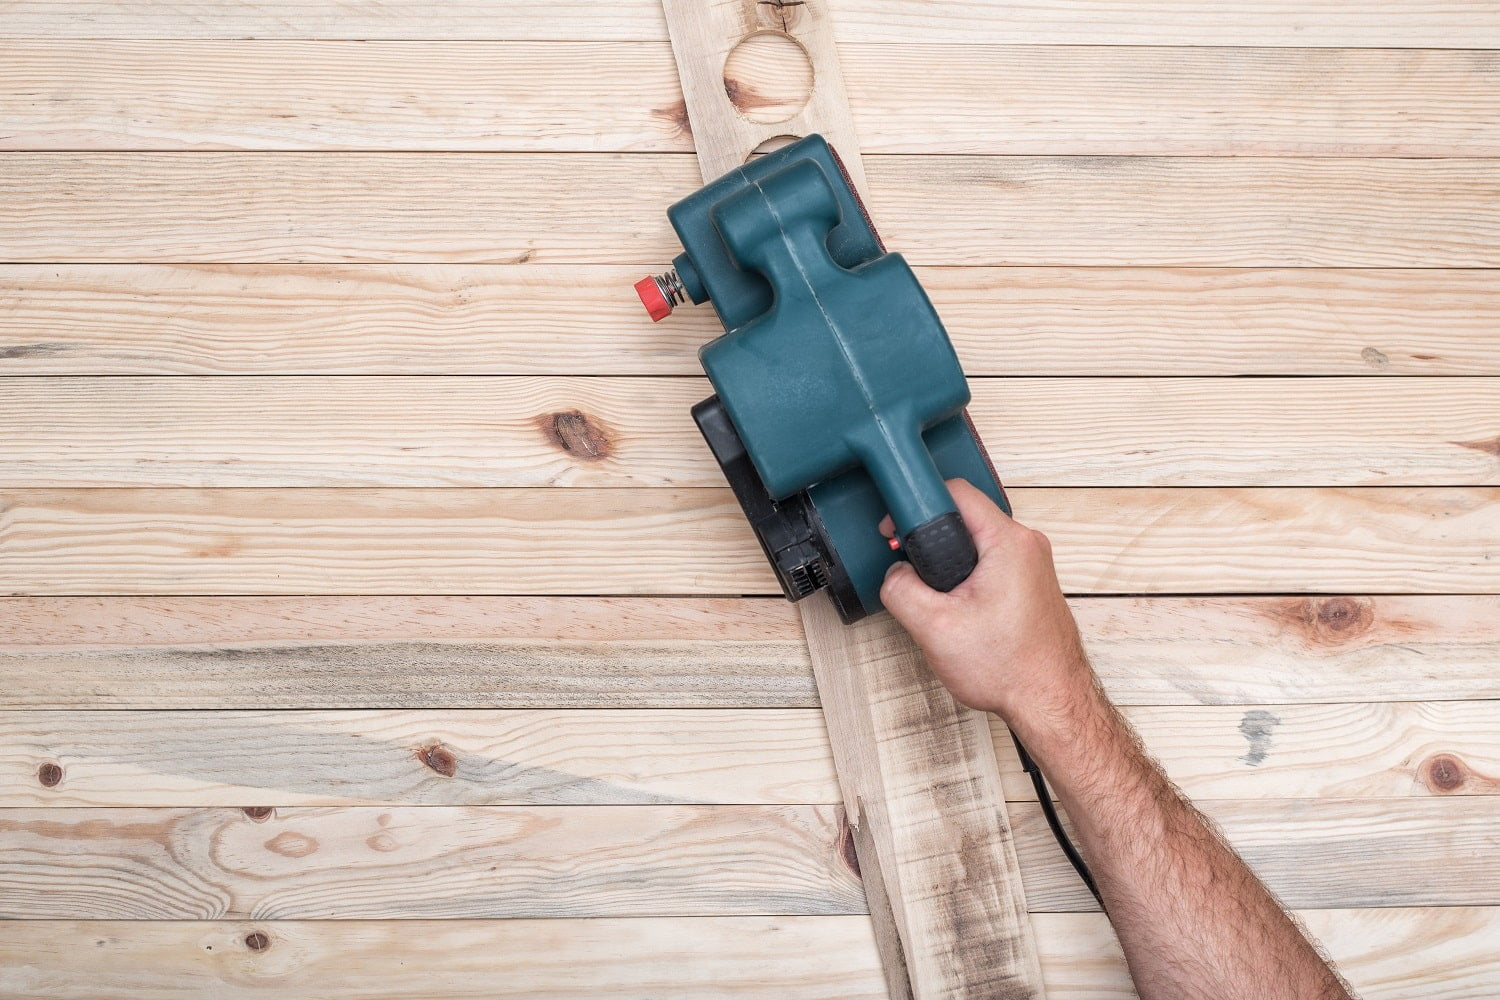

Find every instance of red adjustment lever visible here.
[634,275,673,322]
[635,269,687,323]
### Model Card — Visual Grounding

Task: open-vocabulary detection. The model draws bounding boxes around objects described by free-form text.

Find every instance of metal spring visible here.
[653,269,688,307]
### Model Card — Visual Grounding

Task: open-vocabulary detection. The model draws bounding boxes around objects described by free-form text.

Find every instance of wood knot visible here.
[756,0,807,30]
[265,831,319,858]
[1454,434,1500,458]
[418,742,457,778]
[242,806,273,822]
[244,931,270,952]
[37,761,63,788]
[650,100,692,139]
[1422,753,1468,793]
[1283,596,1375,643]
[536,410,613,462]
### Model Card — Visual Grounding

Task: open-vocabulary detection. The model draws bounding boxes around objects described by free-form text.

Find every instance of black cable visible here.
[1010,731,1103,908]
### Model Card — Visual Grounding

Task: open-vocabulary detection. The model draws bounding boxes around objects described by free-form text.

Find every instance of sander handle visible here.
[901,509,979,592]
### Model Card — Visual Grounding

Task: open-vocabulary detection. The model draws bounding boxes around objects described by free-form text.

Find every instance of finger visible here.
[877,514,895,539]
[944,477,1016,550]
[880,560,943,624]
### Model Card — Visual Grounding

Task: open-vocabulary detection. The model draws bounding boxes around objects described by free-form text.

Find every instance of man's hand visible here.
[875,478,1356,1000]
[878,478,1093,729]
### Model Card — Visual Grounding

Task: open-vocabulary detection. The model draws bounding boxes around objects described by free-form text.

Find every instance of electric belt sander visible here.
[635,134,1009,624]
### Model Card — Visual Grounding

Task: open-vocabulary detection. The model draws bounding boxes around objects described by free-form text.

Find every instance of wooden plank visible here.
[6,42,1498,157]
[1,487,1494,596]
[5,265,1497,377]
[1,0,1496,47]
[4,595,1497,710]
[659,2,863,185]
[3,154,1497,266]
[5,699,1497,807]
[5,375,1497,488]
[0,797,1493,917]
[0,804,868,919]
[661,5,1039,995]
[1,908,1496,999]
[799,598,1042,994]
[0,708,845,807]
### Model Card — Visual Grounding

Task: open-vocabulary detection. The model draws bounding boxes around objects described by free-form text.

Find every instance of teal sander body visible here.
[635,134,1009,624]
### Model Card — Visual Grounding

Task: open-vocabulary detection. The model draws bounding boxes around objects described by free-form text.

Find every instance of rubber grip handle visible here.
[901,510,978,593]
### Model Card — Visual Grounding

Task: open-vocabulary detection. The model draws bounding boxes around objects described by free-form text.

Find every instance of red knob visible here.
[634,276,673,322]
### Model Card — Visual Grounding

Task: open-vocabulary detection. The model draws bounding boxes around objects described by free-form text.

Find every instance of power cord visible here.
[1010,732,1103,907]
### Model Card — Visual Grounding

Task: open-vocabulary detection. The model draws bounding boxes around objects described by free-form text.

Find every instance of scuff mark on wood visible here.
[536,409,614,462]
[0,343,71,359]
[1237,709,1281,767]
[1360,346,1390,368]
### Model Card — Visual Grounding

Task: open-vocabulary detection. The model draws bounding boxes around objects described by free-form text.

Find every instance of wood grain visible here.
[5,595,1496,710]
[5,42,1497,156]
[1,908,1494,999]
[2,0,1496,46]
[4,375,1497,488]
[0,798,1493,918]
[4,154,1497,266]
[0,804,867,920]
[801,595,1043,996]
[1,488,1494,596]
[5,700,1495,807]
[4,265,1496,377]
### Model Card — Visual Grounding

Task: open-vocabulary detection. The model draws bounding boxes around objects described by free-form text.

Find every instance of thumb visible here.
[879,559,941,633]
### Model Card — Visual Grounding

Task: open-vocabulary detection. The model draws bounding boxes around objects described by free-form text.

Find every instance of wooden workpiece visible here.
[2,1,1498,998]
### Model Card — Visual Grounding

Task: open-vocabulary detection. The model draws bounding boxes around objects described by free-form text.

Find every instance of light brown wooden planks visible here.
[2,488,1495,596]
[6,42,1498,156]
[6,700,1497,807]
[4,154,1497,266]
[0,798,1493,917]
[5,375,1497,488]
[1,909,1496,999]
[2,0,1497,46]
[5,595,1497,710]
[4,265,1497,377]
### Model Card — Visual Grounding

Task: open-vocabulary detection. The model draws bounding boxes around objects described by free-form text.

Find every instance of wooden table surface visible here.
[2,2,1498,996]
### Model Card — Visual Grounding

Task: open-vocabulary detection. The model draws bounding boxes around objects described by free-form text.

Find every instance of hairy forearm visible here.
[1011,669,1354,1000]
